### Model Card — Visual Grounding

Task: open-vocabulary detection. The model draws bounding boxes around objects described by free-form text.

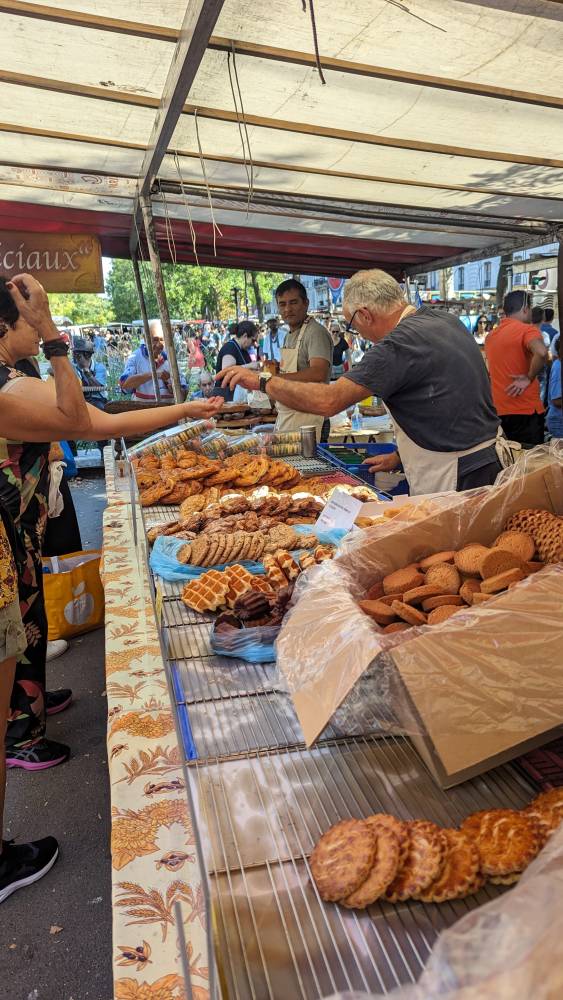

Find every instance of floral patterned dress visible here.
[0,363,51,747]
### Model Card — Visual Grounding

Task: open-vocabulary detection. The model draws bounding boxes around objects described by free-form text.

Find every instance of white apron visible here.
[275,319,326,437]
[393,419,510,495]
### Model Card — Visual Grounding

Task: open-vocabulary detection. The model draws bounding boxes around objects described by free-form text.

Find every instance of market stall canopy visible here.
[0,0,562,275]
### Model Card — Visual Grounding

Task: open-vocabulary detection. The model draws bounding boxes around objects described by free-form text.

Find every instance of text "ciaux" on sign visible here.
[0,232,103,292]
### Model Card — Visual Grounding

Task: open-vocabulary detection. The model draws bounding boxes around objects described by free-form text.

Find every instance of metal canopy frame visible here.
[0,1,561,337]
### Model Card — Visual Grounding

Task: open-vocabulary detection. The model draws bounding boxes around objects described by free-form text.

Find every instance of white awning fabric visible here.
[0,0,561,274]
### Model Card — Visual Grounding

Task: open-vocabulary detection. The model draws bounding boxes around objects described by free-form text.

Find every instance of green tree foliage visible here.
[47,292,114,324]
[106,258,284,323]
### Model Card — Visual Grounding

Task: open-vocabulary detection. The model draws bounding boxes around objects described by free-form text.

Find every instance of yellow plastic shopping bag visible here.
[42,549,105,640]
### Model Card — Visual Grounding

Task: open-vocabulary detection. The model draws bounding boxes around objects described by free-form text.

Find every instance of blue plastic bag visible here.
[210,622,280,662]
[149,524,345,583]
[150,536,267,581]
[61,441,77,478]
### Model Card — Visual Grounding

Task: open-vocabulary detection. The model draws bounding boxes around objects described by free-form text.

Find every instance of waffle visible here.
[314,545,335,563]
[249,575,276,597]
[224,564,255,608]
[275,551,301,581]
[298,552,317,571]
[263,554,290,589]
[181,571,230,612]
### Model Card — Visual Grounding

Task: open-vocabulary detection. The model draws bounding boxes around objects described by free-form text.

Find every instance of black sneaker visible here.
[0,837,59,904]
[45,689,73,716]
[6,738,70,771]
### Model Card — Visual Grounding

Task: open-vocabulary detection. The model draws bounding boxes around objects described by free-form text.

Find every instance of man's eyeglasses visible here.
[345,309,360,334]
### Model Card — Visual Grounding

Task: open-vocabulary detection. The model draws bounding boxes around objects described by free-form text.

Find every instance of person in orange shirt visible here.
[484,290,548,447]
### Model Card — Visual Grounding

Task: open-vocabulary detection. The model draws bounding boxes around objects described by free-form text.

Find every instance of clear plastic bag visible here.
[276,444,563,771]
[322,824,563,1000]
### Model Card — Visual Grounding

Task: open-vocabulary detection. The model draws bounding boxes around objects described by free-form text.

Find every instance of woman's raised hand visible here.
[7,274,59,341]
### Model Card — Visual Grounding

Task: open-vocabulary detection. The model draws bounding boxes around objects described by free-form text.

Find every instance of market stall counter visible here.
[102,430,560,1000]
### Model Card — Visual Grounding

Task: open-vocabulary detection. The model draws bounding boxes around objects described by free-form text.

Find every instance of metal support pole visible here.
[140,195,184,403]
[131,254,161,402]
[557,236,562,390]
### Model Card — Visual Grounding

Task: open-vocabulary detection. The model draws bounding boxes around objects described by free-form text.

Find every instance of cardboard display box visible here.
[277,455,563,787]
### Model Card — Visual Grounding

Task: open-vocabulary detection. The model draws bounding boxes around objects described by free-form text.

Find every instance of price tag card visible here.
[315,489,363,534]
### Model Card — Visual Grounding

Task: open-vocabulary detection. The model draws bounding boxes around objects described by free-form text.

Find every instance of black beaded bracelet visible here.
[43,340,70,359]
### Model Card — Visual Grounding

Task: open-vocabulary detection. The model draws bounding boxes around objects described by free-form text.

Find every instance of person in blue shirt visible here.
[546,350,563,439]
[541,308,559,351]
[120,320,187,400]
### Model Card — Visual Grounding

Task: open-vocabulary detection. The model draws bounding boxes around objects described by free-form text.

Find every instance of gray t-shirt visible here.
[283,317,332,383]
[343,307,499,452]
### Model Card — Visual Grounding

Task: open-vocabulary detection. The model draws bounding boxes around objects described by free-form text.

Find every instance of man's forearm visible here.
[267,377,334,415]
[528,353,546,380]
[50,356,92,434]
[279,367,327,383]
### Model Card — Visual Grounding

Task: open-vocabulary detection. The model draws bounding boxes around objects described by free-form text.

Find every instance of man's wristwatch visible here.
[259,371,273,394]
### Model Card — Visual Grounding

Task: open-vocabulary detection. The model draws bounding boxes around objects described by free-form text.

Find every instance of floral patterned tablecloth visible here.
[103,456,209,1000]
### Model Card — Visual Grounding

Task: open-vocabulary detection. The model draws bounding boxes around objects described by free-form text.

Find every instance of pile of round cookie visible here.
[310,787,563,909]
[133,448,302,506]
[358,508,561,634]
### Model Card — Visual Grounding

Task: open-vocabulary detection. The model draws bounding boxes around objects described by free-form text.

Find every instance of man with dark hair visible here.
[484,290,548,447]
[217,278,332,435]
[215,320,259,402]
[541,307,559,352]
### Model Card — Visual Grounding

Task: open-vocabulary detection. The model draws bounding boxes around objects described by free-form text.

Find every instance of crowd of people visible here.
[0,266,560,908]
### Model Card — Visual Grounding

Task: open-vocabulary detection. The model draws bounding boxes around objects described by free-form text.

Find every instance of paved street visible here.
[0,472,113,1000]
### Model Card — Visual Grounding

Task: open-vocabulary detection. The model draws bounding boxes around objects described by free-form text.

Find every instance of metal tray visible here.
[193,737,534,999]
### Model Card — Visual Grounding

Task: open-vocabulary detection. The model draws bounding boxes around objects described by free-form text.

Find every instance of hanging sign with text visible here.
[0,232,103,292]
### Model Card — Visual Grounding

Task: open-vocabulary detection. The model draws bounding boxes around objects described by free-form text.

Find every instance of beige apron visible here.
[393,419,509,495]
[275,319,326,437]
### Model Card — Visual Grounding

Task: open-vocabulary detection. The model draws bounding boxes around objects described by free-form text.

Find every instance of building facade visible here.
[415,242,559,302]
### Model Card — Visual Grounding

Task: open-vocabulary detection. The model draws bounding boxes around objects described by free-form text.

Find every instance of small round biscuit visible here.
[459,579,482,604]
[418,550,456,570]
[358,599,397,626]
[529,788,563,817]
[378,594,404,606]
[391,601,427,626]
[366,580,384,600]
[310,819,376,902]
[489,872,521,885]
[524,561,545,574]
[403,584,445,605]
[427,604,462,625]
[385,821,446,902]
[493,530,536,562]
[480,567,525,593]
[382,622,411,634]
[424,562,461,595]
[454,544,490,576]
[342,823,401,908]
[416,829,480,903]
[479,548,525,580]
[422,594,464,612]
[382,565,424,596]
[462,808,540,876]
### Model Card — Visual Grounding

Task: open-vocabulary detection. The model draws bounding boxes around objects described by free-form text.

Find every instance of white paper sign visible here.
[315,489,363,534]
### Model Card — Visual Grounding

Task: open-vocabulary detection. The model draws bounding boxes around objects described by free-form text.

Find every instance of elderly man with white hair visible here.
[220,268,505,495]
[120,319,178,401]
